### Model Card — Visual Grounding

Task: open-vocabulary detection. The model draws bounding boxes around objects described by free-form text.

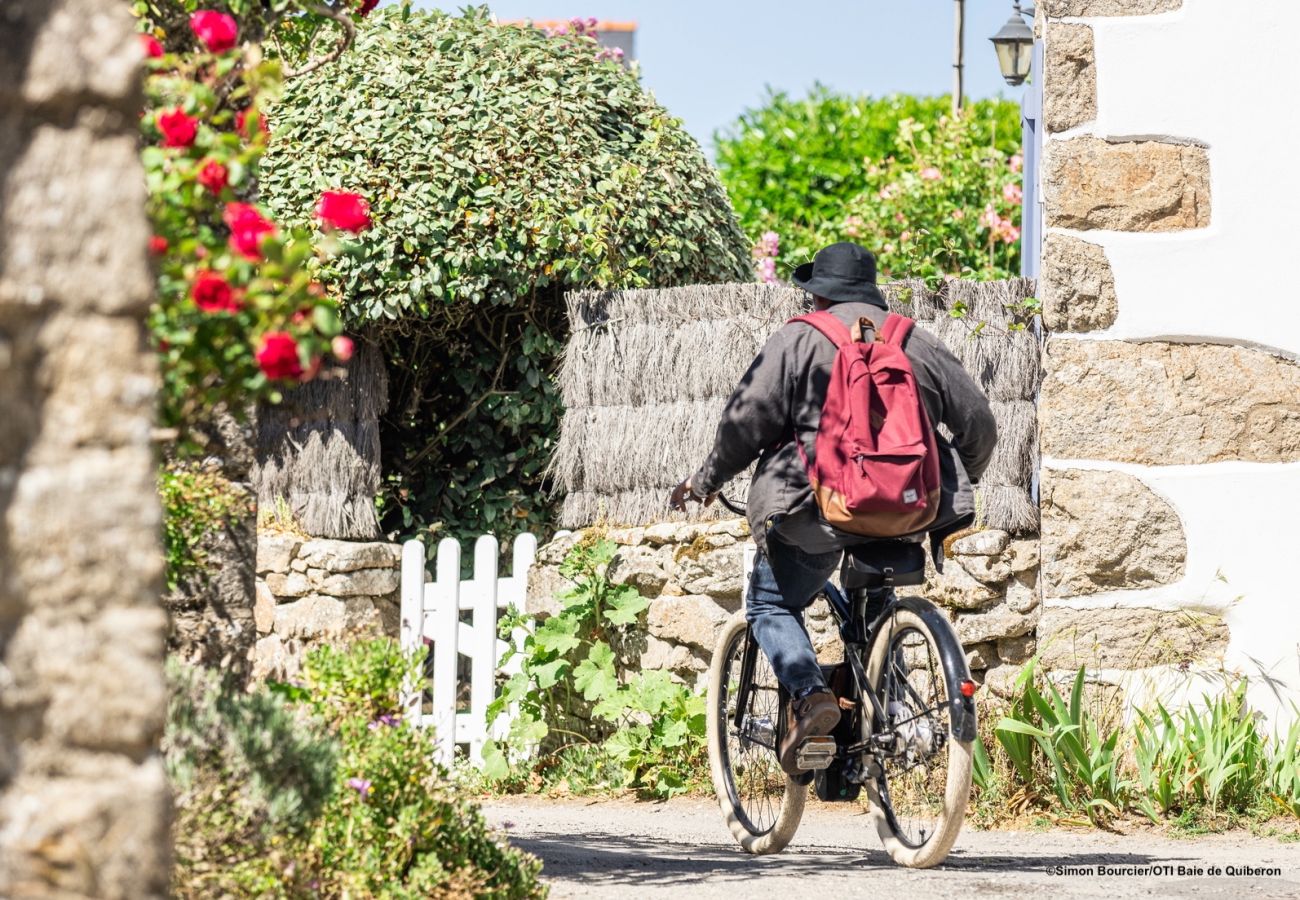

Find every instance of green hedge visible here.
[716,88,1024,281]
[262,7,750,544]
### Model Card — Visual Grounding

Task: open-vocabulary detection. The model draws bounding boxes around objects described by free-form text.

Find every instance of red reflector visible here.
[959,680,976,698]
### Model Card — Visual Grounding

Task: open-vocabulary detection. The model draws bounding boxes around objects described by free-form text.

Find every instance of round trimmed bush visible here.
[261,6,751,542]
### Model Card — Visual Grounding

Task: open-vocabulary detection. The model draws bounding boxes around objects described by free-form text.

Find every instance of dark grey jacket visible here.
[691,301,998,560]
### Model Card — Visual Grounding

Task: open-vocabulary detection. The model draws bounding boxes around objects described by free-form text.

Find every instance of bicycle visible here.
[705,494,977,867]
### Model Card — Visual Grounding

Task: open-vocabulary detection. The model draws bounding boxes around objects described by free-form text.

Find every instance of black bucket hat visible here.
[791,242,887,308]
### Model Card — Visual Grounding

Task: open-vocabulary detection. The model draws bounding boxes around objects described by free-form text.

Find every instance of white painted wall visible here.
[1043,0,1300,727]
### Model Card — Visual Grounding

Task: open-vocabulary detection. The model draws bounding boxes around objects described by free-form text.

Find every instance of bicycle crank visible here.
[795,735,836,771]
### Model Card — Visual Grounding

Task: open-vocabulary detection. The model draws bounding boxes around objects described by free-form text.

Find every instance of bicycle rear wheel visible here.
[706,610,805,855]
[861,600,972,868]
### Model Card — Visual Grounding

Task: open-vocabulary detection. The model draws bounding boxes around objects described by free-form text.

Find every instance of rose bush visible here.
[135,0,380,440]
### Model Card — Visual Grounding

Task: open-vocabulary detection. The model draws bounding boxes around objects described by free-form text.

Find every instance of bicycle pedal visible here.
[796,735,836,770]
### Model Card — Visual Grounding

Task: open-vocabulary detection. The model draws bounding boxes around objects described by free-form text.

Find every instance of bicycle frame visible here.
[731,580,976,745]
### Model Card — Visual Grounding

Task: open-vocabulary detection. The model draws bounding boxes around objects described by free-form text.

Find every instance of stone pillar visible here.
[0,1,170,896]
[1037,0,1300,722]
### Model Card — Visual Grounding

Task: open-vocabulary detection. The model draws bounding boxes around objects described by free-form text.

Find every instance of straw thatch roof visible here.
[253,341,389,539]
[553,278,1040,534]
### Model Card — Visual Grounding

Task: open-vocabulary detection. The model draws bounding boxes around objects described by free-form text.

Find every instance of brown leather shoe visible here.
[778,689,842,777]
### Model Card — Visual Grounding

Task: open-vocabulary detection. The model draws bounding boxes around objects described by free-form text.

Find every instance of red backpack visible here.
[790,310,941,537]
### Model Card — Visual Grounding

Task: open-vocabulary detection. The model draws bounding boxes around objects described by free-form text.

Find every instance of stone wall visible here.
[1038,0,1299,724]
[251,532,403,680]
[0,1,170,895]
[527,521,1040,701]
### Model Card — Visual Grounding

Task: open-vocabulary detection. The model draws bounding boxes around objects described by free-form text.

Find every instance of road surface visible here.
[483,796,1300,899]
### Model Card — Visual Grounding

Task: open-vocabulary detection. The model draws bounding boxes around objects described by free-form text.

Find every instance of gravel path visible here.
[483,796,1300,899]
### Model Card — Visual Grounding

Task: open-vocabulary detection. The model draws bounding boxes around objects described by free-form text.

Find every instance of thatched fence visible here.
[552,279,1040,534]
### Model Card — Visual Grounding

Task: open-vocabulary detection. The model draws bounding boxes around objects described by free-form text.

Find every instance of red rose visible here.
[315,190,372,233]
[359,0,381,15]
[222,202,277,259]
[235,108,268,140]
[139,34,165,58]
[256,331,304,380]
[148,235,169,255]
[157,107,198,148]
[191,272,241,313]
[190,10,239,53]
[332,335,355,362]
[196,159,229,195]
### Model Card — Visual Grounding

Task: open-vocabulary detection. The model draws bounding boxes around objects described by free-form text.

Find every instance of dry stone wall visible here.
[0,1,170,895]
[251,533,403,680]
[528,522,1040,700]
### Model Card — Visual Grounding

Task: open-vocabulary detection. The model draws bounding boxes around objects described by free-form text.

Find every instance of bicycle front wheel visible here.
[706,610,805,855]
[862,600,973,868]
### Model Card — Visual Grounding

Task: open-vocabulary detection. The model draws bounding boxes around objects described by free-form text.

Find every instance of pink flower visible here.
[756,257,777,284]
[979,204,1001,231]
[1003,182,1023,205]
[190,10,239,53]
[1000,223,1021,245]
[139,34,164,59]
[920,167,942,182]
[191,272,241,313]
[900,231,912,242]
[223,202,277,260]
[843,215,863,238]
[315,191,372,233]
[196,159,229,195]
[346,777,372,801]
[757,230,779,258]
[256,331,304,380]
[1010,154,1024,174]
[332,335,355,362]
[951,209,966,221]
[157,107,198,148]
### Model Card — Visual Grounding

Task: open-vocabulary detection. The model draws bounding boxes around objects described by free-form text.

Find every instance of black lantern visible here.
[990,4,1035,87]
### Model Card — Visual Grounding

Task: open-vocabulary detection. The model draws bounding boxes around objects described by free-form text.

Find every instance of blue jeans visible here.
[746,537,892,699]
[746,539,840,699]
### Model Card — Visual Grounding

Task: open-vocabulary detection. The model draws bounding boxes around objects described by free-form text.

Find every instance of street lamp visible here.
[990,2,1035,86]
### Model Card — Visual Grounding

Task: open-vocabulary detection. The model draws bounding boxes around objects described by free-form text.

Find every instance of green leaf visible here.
[481,738,511,780]
[603,586,650,627]
[573,641,618,702]
[533,615,582,656]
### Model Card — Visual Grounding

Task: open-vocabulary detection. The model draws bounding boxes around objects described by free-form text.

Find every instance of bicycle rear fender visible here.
[896,595,978,743]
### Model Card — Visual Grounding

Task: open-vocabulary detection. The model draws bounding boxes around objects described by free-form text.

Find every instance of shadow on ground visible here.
[506,830,1198,889]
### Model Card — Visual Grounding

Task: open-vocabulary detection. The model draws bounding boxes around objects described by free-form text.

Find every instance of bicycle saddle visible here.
[841,541,926,590]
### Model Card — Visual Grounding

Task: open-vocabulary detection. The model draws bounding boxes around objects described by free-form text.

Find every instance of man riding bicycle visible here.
[670,242,997,777]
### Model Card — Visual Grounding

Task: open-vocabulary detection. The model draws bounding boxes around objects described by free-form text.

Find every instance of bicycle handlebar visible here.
[717,494,746,517]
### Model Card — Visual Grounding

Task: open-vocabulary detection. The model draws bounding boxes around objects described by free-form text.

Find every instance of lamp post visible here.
[990,3,1035,87]
[989,2,1041,278]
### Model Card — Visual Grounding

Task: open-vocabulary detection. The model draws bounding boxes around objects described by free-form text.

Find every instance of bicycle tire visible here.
[707,610,805,855]
[861,600,972,868]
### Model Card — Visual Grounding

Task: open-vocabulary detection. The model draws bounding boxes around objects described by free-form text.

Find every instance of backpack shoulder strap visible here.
[879,313,915,347]
[788,311,853,349]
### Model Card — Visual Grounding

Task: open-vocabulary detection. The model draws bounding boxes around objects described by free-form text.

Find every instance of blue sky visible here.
[403,1,1027,153]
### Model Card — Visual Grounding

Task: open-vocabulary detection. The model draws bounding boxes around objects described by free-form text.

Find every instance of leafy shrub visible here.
[261,7,752,546]
[165,659,337,896]
[135,1,357,442]
[167,641,545,898]
[715,88,1023,282]
[294,640,545,899]
[159,462,253,591]
[485,537,707,798]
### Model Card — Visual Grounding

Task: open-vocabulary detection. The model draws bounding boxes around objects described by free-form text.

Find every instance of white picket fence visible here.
[399,533,537,765]
[399,531,756,767]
